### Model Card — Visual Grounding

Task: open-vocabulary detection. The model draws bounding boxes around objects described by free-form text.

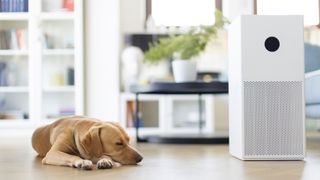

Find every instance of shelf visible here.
[40,12,74,21]
[0,1,83,129]
[0,50,28,56]
[0,119,27,122]
[0,13,29,20]
[43,118,57,122]
[0,86,29,93]
[43,86,74,92]
[42,49,74,56]
[0,119,36,129]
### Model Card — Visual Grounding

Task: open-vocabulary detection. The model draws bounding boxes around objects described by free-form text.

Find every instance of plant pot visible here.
[172,60,197,82]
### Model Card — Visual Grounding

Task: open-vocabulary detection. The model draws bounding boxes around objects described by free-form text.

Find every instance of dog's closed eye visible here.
[115,142,123,146]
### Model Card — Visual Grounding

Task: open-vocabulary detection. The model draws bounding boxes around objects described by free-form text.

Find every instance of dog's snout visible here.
[135,155,143,163]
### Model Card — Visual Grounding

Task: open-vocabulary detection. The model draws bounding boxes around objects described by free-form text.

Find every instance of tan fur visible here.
[31,116,142,170]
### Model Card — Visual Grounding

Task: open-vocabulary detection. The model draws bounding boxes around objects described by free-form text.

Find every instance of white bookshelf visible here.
[42,49,74,56]
[40,12,74,20]
[0,50,28,56]
[0,13,29,20]
[0,119,36,129]
[43,86,74,92]
[0,0,83,126]
[0,86,29,93]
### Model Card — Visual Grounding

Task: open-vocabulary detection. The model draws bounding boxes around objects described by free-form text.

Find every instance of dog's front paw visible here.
[97,158,114,169]
[73,160,93,170]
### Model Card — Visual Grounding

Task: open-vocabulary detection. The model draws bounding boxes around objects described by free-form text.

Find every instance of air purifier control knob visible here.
[264,36,280,52]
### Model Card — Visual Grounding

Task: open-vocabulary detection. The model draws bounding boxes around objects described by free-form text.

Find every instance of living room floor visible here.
[1,135,320,180]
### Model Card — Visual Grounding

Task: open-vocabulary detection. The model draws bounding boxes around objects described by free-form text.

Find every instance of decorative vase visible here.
[172,60,197,82]
[121,46,144,92]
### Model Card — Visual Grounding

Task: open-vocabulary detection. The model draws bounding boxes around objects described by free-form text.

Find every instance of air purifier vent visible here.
[244,81,304,157]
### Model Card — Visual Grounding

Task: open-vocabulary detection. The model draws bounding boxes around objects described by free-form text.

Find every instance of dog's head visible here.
[80,122,143,165]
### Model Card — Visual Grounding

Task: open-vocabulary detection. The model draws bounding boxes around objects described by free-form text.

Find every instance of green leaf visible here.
[144,9,229,63]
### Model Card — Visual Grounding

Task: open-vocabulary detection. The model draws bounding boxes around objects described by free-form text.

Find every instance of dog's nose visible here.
[135,155,143,163]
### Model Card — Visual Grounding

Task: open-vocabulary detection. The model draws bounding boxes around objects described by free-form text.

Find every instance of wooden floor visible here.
[1,135,320,180]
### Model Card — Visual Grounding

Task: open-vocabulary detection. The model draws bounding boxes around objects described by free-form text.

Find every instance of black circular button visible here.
[264,36,280,52]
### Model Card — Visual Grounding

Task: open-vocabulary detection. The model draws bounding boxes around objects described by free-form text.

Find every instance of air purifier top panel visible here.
[241,15,304,81]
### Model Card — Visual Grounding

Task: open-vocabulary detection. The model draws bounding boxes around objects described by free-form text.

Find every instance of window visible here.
[256,0,319,26]
[151,0,217,26]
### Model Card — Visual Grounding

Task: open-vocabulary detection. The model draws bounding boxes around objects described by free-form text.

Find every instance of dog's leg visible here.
[96,155,122,169]
[97,155,114,169]
[43,150,93,170]
[42,130,94,170]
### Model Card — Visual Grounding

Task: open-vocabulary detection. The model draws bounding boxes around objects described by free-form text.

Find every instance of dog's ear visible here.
[108,122,130,143]
[80,126,103,157]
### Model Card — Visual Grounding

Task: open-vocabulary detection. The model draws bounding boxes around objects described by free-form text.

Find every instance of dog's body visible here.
[32,116,142,170]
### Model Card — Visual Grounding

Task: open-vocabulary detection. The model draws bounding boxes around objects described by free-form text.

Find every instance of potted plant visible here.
[144,10,229,82]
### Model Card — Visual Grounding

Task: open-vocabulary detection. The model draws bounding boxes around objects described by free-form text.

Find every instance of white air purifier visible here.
[228,15,305,160]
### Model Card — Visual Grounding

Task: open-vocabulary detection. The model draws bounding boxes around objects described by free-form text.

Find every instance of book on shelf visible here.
[126,101,144,128]
[0,0,28,12]
[0,28,28,50]
[0,62,8,86]
[43,32,74,49]
[59,107,75,116]
[50,67,74,86]
[17,29,27,49]
[67,67,74,85]
[0,61,20,86]
[46,107,75,119]
[126,101,134,128]
[0,110,27,120]
[0,99,27,119]
[63,0,74,12]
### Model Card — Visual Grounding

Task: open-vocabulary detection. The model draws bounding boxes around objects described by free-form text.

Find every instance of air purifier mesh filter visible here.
[243,81,304,158]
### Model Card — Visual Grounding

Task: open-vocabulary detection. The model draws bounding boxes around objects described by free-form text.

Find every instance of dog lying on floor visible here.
[32,116,143,170]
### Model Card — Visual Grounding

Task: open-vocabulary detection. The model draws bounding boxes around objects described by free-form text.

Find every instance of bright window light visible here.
[152,0,216,26]
[257,0,319,26]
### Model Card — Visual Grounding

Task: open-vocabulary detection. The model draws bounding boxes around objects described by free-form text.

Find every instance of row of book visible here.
[0,110,28,119]
[50,67,74,87]
[43,0,73,12]
[126,101,144,128]
[0,29,28,50]
[0,0,28,12]
[46,107,75,119]
[0,99,27,120]
[59,107,75,116]
[63,0,74,12]
[0,62,19,86]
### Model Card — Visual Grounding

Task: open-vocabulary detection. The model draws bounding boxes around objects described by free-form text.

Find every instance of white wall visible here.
[84,0,146,121]
[84,0,120,121]
[120,0,146,34]
[223,0,254,22]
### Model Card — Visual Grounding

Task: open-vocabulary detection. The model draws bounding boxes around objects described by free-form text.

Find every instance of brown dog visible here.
[32,116,143,170]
